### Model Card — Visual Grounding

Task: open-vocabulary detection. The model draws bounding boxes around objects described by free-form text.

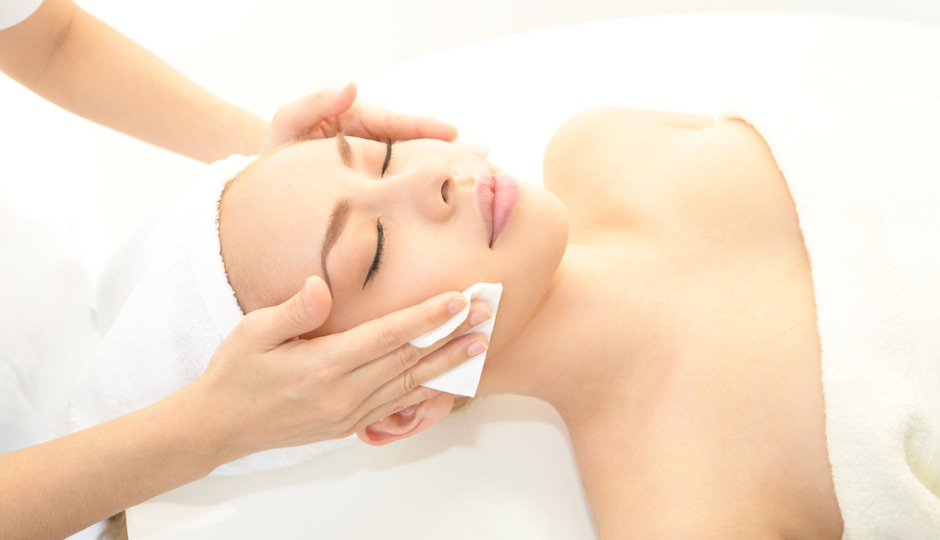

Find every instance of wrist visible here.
[161,382,242,475]
[243,116,269,156]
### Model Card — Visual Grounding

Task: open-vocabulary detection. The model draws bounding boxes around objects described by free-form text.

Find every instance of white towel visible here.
[718,79,940,539]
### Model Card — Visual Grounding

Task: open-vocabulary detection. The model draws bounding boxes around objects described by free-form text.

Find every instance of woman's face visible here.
[219,135,568,351]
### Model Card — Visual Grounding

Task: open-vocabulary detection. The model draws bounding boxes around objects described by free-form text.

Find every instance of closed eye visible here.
[363,219,385,288]
[381,137,394,177]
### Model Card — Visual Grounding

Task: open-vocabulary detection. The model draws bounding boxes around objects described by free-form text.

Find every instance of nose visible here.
[380,157,454,222]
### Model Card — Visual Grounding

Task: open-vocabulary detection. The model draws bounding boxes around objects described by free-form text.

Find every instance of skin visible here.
[219,109,845,539]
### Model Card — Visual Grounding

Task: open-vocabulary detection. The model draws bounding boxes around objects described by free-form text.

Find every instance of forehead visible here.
[235,140,347,224]
[255,137,344,181]
[220,138,349,310]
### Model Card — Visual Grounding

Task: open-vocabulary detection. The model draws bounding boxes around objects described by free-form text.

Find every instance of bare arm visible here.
[0,391,219,540]
[0,0,266,163]
[0,278,489,540]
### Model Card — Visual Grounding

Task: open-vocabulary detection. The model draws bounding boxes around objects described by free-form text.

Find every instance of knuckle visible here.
[378,321,405,351]
[394,345,419,371]
[285,300,309,331]
[400,370,418,394]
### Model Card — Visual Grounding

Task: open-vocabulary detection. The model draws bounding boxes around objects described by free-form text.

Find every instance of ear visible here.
[357,392,455,446]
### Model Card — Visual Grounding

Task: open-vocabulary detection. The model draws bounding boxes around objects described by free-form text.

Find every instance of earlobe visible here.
[357,392,455,446]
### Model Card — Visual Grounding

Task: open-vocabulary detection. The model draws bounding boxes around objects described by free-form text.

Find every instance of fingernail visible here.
[333,82,352,101]
[448,295,468,314]
[469,308,491,326]
[302,276,316,313]
[467,341,487,356]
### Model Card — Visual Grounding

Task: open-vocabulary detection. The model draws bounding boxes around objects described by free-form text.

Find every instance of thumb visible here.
[252,275,332,349]
[296,82,357,125]
[328,81,357,114]
[269,83,357,143]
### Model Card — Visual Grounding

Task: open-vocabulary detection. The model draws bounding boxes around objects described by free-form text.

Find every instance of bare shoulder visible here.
[541,106,716,239]
[542,107,715,190]
[547,106,716,139]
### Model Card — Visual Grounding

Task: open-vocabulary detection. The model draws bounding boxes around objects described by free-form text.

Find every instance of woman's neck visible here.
[478,237,684,422]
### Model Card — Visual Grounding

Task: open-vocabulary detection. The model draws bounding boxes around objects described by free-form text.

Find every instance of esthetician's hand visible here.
[180,275,489,463]
[258,82,458,153]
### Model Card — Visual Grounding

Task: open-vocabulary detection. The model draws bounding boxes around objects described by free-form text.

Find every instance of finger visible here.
[423,298,491,350]
[348,299,491,389]
[350,386,442,433]
[353,332,486,420]
[349,101,458,142]
[242,275,332,350]
[328,81,358,118]
[383,110,459,142]
[323,291,468,370]
[272,84,356,142]
[408,332,488,386]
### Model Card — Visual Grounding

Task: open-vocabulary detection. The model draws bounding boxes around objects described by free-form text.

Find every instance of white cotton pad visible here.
[410,282,502,397]
[452,131,491,158]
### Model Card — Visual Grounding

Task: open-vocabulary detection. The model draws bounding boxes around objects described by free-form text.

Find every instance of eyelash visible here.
[363,219,385,289]
[365,139,393,288]
[381,137,394,177]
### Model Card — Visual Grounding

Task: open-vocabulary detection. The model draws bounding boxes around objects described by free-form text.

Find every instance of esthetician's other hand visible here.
[180,275,489,463]
[259,82,458,153]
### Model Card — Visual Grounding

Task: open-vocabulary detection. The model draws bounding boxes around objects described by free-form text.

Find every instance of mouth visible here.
[474,166,519,248]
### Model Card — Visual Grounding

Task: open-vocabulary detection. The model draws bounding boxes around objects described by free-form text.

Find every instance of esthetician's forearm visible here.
[0,0,266,163]
[0,392,220,540]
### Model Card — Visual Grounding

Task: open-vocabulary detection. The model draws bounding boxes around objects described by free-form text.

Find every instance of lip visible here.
[474,166,518,248]
[474,167,495,246]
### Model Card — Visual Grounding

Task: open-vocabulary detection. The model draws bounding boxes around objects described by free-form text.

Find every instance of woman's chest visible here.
[556,123,844,539]
[568,247,841,540]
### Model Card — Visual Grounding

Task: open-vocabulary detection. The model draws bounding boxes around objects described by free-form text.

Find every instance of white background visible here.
[0,0,938,280]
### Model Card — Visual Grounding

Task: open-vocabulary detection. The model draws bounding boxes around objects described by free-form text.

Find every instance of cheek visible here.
[383,236,485,304]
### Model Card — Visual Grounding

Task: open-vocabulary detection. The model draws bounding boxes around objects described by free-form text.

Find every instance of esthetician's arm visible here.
[0,0,456,162]
[0,277,491,540]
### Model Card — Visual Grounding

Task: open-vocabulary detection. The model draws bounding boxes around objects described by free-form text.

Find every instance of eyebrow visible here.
[336,133,354,168]
[320,197,351,292]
